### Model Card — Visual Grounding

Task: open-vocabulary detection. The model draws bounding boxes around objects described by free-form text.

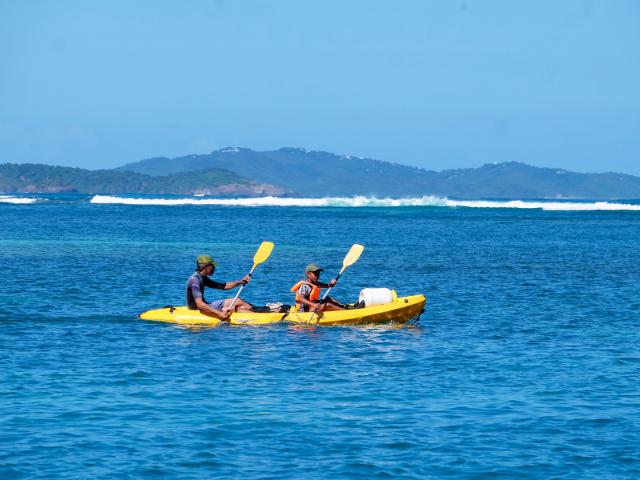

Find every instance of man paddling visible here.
[187,255,252,320]
[291,263,345,314]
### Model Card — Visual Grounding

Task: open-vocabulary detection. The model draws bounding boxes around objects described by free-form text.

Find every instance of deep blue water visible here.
[1,195,639,479]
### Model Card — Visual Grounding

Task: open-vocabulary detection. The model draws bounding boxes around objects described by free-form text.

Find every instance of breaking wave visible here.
[0,195,39,204]
[447,199,640,211]
[89,195,640,211]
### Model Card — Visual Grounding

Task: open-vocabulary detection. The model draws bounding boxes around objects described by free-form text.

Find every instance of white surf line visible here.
[89,195,640,211]
[0,195,39,204]
[447,199,640,211]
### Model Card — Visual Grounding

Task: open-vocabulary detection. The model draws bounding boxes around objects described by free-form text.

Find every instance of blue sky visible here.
[1,0,639,174]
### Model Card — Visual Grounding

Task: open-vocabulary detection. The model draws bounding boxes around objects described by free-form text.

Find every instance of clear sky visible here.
[1,0,639,174]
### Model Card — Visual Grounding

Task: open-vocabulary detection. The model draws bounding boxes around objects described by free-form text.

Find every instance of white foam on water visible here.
[446,199,640,211]
[0,195,39,204]
[90,195,454,207]
[89,195,640,211]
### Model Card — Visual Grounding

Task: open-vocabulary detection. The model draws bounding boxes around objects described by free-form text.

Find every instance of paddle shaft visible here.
[224,241,274,314]
[227,265,255,311]
[321,270,344,300]
[307,244,364,323]
[308,269,346,323]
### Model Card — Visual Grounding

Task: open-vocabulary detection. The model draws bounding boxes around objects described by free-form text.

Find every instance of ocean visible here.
[1,194,639,479]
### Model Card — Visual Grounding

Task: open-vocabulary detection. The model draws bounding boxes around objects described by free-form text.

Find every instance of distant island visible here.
[0,162,287,196]
[2,147,640,199]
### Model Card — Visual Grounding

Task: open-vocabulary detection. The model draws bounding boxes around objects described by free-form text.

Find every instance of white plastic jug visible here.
[358,288,395,307]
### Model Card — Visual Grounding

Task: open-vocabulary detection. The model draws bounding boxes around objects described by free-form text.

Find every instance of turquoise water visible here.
[1,195,640,479]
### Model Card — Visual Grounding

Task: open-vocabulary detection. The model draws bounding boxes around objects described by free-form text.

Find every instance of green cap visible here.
[196,255,218,268]
[305,263,323,273]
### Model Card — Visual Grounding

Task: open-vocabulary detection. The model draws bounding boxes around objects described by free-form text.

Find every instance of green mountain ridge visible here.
[3,148,640,199]
[119,147,432,197]
[120,147,640,199]
[0,163,287,195]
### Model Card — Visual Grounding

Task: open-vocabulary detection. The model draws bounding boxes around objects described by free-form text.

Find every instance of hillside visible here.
[120,147,640,199]
[4,148,640,199]
[0,163,287,195]
[119,147,438,197]
[427,162,640,199]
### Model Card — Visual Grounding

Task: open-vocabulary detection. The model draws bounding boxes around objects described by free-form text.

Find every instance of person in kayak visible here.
[187,255,253,320]
[291,263,345,313]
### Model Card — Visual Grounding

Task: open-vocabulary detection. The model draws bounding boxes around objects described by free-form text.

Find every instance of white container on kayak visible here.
[359,288,397,307]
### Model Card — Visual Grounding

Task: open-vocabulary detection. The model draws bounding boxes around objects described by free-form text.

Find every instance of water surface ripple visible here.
[1,197,639,479]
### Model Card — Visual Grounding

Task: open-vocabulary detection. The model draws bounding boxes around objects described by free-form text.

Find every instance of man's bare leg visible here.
[223,298,253,312]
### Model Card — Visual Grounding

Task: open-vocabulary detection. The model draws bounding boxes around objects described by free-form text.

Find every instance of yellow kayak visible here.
[138,306,286,327]
[286,294,426,326]
[138,294,426,327]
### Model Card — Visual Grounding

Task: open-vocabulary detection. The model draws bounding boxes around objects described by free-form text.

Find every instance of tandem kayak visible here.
[138,294,426,327]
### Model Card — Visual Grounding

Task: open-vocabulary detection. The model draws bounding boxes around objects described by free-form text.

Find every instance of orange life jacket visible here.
[290,280,320,310]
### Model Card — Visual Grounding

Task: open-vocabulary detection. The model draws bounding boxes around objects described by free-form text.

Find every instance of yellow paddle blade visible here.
[252,241,275,268]
[341,243,364,271]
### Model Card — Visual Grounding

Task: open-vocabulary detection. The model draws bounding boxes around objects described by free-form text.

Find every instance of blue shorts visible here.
[208,299,226,311]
